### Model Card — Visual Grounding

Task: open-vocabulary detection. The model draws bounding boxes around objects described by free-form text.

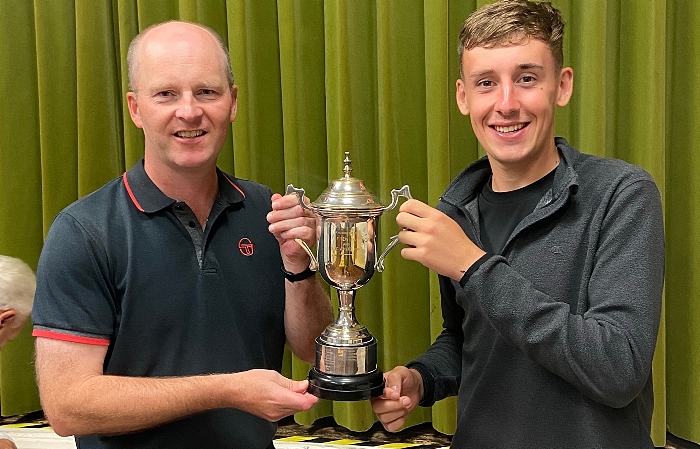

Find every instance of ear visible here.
[126,92,144,129]
[229,84,238,122]
[0,309,16,327]
[0,310,20,349]
[556,67,574,107]
[456,78,470,116]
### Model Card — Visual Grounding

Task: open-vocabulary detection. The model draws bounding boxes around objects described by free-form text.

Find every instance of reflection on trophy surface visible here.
[287,152,411,401]
[323,218,372,287]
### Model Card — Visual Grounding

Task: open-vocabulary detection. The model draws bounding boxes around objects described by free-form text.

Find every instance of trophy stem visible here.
[308,287,385,401]
[335,289,357,329]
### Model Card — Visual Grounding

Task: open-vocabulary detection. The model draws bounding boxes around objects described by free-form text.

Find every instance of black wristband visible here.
[281,265,316,282]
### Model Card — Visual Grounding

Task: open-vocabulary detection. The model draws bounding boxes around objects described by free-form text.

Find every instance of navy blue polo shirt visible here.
[32,160,286,449]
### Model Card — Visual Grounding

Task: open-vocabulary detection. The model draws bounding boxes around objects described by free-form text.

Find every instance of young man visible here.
[31,21,333,449]
[371,1,664,448]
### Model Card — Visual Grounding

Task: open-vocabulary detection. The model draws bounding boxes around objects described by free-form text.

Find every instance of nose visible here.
[175,92,202,121]
[495,83,519,116]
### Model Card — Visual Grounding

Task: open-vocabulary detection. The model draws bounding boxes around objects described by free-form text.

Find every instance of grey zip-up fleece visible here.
[408,137,664,449]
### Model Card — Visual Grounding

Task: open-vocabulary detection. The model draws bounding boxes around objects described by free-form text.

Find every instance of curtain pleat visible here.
[1,0,698,446]
[228,0,283,186]
[321,1,383,429]
[276,0,332,425]
[76,0,124,195]
[115,0,144,169]
[665,0,700,444]
[0,0,42,416]
[34,0,79,228]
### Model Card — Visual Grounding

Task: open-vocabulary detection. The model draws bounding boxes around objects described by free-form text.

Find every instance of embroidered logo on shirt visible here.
[238,238,254,256]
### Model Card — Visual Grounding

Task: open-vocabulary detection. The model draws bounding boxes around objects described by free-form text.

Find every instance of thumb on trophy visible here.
[288,379,311,394]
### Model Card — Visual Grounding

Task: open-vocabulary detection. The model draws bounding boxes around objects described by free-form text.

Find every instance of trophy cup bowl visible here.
[287,152,411,401]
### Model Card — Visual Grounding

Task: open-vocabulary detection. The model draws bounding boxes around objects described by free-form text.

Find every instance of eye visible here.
[477,79,494,88]
[199,89,218,96]
[520,75,536,84]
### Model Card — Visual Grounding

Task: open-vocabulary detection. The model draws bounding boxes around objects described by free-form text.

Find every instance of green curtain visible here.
[0,0,697,446]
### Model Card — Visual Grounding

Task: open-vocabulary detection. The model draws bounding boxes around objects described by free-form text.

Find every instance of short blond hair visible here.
[127,20,234,92]
[458,0,565,77]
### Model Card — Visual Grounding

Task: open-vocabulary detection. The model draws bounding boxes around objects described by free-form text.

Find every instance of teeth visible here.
[494,124,525,133]
[176,130,204,138]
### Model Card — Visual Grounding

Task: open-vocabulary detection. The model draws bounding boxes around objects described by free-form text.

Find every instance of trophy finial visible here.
[343,152,353,178]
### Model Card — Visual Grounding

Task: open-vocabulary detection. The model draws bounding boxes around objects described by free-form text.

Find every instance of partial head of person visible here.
[125,20,238,176]
[455,0,573,187]
[0,256,36,349]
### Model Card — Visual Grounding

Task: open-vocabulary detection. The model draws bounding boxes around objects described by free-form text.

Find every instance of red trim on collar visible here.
[122,172,145,212]
[33,329,110,346]
[224,175,246,198]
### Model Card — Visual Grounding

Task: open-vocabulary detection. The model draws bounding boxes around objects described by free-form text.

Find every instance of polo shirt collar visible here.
[123,159,245,213]
[217,170,246,205]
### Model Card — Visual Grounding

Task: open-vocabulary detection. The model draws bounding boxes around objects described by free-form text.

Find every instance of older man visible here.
[0,255,36,449]
[32,21,333,449]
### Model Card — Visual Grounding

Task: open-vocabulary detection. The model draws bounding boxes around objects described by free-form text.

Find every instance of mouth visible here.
[174,130,206,138]
[492,123,528,134]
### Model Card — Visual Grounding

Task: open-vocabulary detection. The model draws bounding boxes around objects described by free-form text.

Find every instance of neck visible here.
[144,160,219,228]
[490,150,560,192]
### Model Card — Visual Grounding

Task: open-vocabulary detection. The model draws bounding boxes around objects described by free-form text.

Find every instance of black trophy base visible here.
[307,367,385,401]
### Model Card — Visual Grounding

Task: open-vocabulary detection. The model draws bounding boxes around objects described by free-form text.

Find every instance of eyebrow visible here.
[146,81,226,93]
[469,63,546,79]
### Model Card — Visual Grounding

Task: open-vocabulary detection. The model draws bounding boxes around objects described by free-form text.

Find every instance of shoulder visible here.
[233,178,274,198]
[59,176,126,219]
[558,139,658,194]
[219,171,275,207]
[573,152,658,199]
[45,176,129,249]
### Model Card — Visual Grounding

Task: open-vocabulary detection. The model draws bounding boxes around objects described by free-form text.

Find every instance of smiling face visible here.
[456,38,573,190]
[126,22,237,177]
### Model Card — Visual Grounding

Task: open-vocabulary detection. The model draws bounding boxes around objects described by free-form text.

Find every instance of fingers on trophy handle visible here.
[376,235,399,272]
[375,185,412,273]
[285,184,312,211]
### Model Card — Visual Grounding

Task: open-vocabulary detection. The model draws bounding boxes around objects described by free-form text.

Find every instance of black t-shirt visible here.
[478,169,556,254]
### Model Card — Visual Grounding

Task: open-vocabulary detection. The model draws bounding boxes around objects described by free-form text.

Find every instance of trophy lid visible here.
[310,152,384,215]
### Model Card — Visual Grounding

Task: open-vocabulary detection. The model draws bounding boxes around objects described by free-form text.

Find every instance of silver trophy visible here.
[287,152,412,401]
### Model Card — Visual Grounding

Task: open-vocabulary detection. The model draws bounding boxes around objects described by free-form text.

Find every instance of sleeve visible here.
[31,212,115,346]
[468,176,664,408]
[407,273,465,406]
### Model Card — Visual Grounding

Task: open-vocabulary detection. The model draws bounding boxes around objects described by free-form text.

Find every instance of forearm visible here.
[409,327,463,406]
[472,255,662,407]
[41,371,234,436]
[409,276,464,406]
[284,276,333,364]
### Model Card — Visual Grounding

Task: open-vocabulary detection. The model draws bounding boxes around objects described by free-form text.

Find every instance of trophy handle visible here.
[284,185,319,271]
[375,185,412,272]
[285,184,313,211]
[293,238,319,271]
[380,185,412,212]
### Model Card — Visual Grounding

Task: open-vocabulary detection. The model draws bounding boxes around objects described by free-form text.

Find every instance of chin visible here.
[171,153,218,170]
